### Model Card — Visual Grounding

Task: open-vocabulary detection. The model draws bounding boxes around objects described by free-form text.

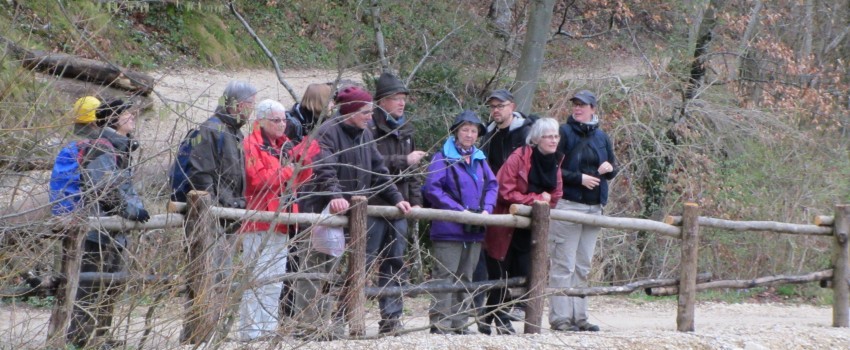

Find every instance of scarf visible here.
[528,146,559,194]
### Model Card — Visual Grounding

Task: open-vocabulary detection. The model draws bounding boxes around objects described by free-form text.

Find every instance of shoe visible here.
[500,310,522,322]
[379,318,403,335]
[551,323,580,332]
[430,326,451,335]
[494,319,516,335]
[477,321,492,335]
[576,322,600,332]
[454,327,474,335]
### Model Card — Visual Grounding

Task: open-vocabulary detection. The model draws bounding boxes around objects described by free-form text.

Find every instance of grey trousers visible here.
[429,240,481,330]
[292,238,344,335]
[366,217,408,320]
[548,199,602,328]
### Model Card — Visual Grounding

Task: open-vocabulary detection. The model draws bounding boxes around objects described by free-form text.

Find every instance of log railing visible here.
[41,192,850,346]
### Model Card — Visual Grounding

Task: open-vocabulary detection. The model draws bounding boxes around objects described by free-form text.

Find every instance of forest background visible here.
[1,0,850,313]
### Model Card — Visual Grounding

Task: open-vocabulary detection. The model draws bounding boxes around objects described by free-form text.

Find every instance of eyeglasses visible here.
[487,103,511,110]
[572,101,589,107]
[266,118,286,124]
[540,134,560,140]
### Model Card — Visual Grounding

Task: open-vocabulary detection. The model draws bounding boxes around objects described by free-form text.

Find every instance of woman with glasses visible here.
[238,99,318,342]
[549,90,617,333]
[482,117,563,335]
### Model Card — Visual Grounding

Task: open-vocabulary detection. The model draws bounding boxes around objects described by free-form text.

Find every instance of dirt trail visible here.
[1,296,847,349]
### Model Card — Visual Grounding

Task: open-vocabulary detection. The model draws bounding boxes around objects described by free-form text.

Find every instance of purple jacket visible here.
[423,137,498,242]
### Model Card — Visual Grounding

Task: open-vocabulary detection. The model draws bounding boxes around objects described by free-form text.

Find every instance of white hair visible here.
[526,117,560,145]
[255,99,287,120]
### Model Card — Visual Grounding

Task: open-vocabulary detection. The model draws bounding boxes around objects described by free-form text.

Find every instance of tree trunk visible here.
[684,0,726,100]
[488,0,515,39]
[513,0,557,114]
[732,0,763,82]
[371,0,391,73]
[800,0,815,62]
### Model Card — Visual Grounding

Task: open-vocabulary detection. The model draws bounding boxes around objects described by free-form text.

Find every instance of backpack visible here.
[49,138,114,216]
[169,117,226,202]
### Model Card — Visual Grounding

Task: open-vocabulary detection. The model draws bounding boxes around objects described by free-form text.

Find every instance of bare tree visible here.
[488,0,515,39]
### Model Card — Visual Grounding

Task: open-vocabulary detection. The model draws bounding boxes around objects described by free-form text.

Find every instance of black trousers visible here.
[67,232,128,348]
[483,229,531,325]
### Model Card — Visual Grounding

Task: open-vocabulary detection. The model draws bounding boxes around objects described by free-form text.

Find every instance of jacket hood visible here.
[442,136,486,161]
[450,110,486,136]
[73,123,137,153]
[486,111,532,133]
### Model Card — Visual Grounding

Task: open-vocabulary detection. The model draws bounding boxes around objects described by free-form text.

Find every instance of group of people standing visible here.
[53,72,616,347]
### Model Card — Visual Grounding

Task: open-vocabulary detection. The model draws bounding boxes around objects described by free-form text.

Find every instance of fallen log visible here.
[1,35,154,95]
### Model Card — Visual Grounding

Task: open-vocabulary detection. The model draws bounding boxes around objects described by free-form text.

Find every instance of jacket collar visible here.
[442,136,486,161]
[372,108,413,137]
[73,123,135,153]
[213,106,244,130]
[567,114,599,136]
[486,111,529,133]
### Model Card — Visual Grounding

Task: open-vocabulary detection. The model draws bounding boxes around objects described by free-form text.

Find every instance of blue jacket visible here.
[423,137,498,242]
[558,115,617,205]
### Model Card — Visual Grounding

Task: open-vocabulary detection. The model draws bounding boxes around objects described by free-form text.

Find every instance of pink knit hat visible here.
[335,86,373,115]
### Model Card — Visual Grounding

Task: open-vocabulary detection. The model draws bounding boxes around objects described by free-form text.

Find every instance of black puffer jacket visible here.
[368,108,423,206]
[300,114,404,214]
[285,102,321,144]
[187,107,246,208]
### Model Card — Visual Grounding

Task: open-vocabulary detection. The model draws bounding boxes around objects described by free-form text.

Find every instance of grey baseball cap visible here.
[487,89,514,102]
[570,90,597,107]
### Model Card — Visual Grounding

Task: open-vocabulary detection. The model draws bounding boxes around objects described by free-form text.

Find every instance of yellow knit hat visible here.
[73,96,101,124]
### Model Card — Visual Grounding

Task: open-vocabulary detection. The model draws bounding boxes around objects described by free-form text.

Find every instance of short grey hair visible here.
[255,99,286,120]
[526,117,560,145]
[222,80,257,108]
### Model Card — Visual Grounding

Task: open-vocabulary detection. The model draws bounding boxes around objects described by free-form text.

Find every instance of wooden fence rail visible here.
[39,192,850,347]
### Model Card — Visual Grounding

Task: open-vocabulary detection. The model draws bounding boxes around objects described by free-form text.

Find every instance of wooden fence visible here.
[33,191,850,347]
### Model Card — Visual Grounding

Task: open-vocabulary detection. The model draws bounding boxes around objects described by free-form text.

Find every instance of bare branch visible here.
[228,1,299,102]
[405,23,465,85]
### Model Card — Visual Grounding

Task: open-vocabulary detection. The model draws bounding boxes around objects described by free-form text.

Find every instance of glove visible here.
[124,207,150,223]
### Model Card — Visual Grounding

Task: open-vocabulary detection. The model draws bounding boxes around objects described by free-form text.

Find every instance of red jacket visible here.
[240,123,318,234]
[484,146,563,260]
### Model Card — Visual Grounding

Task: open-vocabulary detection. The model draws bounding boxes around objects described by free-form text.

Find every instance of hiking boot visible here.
[430,326,451,335]
[494,318,516,335]
[576,321,600,332]
[551,323,580,332]
[454,327,475,335]
[379,318,403,335]
[477,320,492,335]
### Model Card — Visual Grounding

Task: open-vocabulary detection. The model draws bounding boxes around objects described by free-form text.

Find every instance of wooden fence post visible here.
[181,191,220,344]
[524,200,551,334]
[677,202,700,332]
[344,196,367,336]
[45,222,86,348]
[832,204,850,327]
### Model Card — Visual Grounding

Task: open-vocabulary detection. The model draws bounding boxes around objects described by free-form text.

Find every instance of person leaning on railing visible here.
[422,110,498,335]
[549,90,618,333]
[236,99,319,342]
[482,117,564,335]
